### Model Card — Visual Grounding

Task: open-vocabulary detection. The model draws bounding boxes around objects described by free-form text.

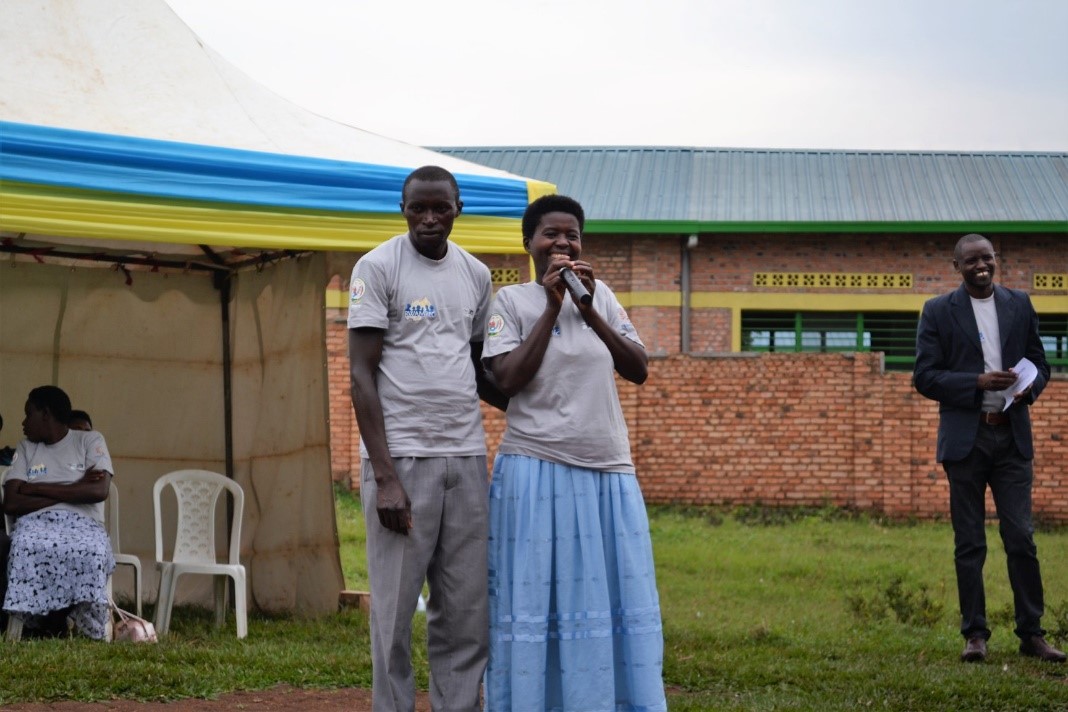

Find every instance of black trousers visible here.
[944,422,1045,640]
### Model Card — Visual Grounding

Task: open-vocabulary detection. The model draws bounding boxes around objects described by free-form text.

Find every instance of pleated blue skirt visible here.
[486,454,667,712]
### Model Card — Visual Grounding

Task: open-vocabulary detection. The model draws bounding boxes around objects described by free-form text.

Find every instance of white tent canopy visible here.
[0,0,548,615]
[0,0,526,173]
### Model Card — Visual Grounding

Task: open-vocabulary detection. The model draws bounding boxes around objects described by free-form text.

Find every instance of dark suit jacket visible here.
[914,284,1050,463]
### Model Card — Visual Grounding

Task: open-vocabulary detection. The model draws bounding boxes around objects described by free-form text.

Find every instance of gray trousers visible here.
[362,456,489,712]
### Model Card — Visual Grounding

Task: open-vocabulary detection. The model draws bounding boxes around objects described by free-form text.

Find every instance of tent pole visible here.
[200,245,235,481]
[217,271,235,480]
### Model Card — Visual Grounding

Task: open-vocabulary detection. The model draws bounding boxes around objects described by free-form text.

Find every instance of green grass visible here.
[2,490,1068,710]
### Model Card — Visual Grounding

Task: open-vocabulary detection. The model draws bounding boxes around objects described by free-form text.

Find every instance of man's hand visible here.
[978,370,1018,391]
[375,477,412,535]
[1013,384,1034,404]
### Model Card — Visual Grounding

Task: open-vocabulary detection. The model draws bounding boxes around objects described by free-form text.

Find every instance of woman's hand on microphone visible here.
[570,260,595,302]
[548,256,595,307]
[543,255,571,306]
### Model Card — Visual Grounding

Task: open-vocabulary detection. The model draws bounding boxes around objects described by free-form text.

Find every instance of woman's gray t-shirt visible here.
[483,280,643,473]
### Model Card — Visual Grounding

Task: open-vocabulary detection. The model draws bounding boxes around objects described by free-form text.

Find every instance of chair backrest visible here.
[106,480,122,554]
[153,469,244,566]
[1,465,12,534]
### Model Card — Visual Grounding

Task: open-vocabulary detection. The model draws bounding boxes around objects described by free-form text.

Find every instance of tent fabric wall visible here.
[0,255,344,614]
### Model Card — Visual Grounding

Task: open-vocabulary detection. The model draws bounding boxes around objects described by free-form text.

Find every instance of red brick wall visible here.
[324,230,1068,519]
[626,353,1068,520]
[326,339,1068,520]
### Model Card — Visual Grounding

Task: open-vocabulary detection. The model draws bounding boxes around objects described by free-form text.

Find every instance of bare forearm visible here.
[476,374,510,411]
[489,308,558,396]
[19,478,109,504]
[350,379,397,481]
[3,488,60,516]
[583,310,648,384]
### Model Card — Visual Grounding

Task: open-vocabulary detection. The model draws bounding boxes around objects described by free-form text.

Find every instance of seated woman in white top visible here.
[2,386,115,639]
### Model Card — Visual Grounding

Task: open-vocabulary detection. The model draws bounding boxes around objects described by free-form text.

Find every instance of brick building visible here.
[326,147,1068,520]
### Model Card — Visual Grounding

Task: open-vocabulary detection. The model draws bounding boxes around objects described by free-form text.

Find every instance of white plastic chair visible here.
[153,469,247,639]
[1,465,12,534]
[1,466,17,641]
[107,482,143,617]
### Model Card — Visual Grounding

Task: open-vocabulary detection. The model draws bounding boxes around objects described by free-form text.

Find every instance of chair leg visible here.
[232,569,247,640]
[131,560,143,618]
[155,565,176,635]
[105,575,114,642]
[161,571,179,636]
[5,614,23,643]
[213,575,227,629]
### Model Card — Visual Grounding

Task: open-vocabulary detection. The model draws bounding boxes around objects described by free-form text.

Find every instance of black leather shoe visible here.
[961,637,987,662]
[1019,636,1067,663]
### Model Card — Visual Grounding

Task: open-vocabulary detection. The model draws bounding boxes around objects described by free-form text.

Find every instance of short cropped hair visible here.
[954,233,991,261]
[27,385,72,424]
[69,409,93,429]
[401,166,460,204]
[521,194,585,241]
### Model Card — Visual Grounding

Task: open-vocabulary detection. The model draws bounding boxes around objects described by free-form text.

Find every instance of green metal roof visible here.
[435,147,1068,234]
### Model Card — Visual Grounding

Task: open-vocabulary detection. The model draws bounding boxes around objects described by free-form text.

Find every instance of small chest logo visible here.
[27,463,47,481]
[404,297,438,322]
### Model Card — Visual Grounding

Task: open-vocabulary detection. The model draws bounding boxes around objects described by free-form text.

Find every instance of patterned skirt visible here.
[486,454,667,712]
[4,509,115,640]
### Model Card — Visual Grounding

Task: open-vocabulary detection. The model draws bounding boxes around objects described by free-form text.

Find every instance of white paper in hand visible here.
[997,357,1039,412]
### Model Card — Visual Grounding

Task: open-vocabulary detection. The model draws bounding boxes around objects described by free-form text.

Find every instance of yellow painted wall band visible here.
[328,288,1067,313]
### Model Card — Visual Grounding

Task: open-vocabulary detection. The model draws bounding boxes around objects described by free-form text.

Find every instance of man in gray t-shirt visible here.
[348,165,506,712]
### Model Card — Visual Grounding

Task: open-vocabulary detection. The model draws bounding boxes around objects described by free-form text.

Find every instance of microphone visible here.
[560,267,592,305]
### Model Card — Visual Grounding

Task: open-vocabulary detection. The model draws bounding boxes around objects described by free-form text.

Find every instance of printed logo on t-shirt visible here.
[404,297,438,321]
[27,463,47,481]
[349,278,366,305]
[552,323,562,336]
[487,314,504,337]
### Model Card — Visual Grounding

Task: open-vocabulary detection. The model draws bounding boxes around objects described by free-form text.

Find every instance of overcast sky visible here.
[163,0,1068,152]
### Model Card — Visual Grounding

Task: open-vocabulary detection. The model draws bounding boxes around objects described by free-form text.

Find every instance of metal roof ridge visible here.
[433,145,1068,158]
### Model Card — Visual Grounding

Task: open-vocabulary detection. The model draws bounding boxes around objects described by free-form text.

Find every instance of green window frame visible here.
[1040,314,1068,373]
[743,311,1068,373]
[742,311,918,370]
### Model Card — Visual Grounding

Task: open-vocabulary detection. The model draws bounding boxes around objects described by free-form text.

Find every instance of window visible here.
[742,311,918,370]
[744,311,1068,373]
[1040,314,1068,373]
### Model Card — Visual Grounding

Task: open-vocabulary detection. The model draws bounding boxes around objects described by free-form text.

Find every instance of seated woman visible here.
[482,195,667,711]
[3,386,115,639]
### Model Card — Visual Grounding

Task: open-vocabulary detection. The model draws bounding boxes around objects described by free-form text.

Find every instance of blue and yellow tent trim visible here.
[0,121,554,254]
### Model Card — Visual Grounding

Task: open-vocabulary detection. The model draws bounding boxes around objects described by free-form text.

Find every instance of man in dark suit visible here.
[914,233,1062,664]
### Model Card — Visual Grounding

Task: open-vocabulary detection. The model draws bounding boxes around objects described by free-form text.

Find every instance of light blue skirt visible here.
[486,454,667,712]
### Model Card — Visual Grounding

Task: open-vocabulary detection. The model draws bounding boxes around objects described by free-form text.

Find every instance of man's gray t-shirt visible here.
[347,234,492,458]
[5,429,114,524]
[483,280,644,473]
